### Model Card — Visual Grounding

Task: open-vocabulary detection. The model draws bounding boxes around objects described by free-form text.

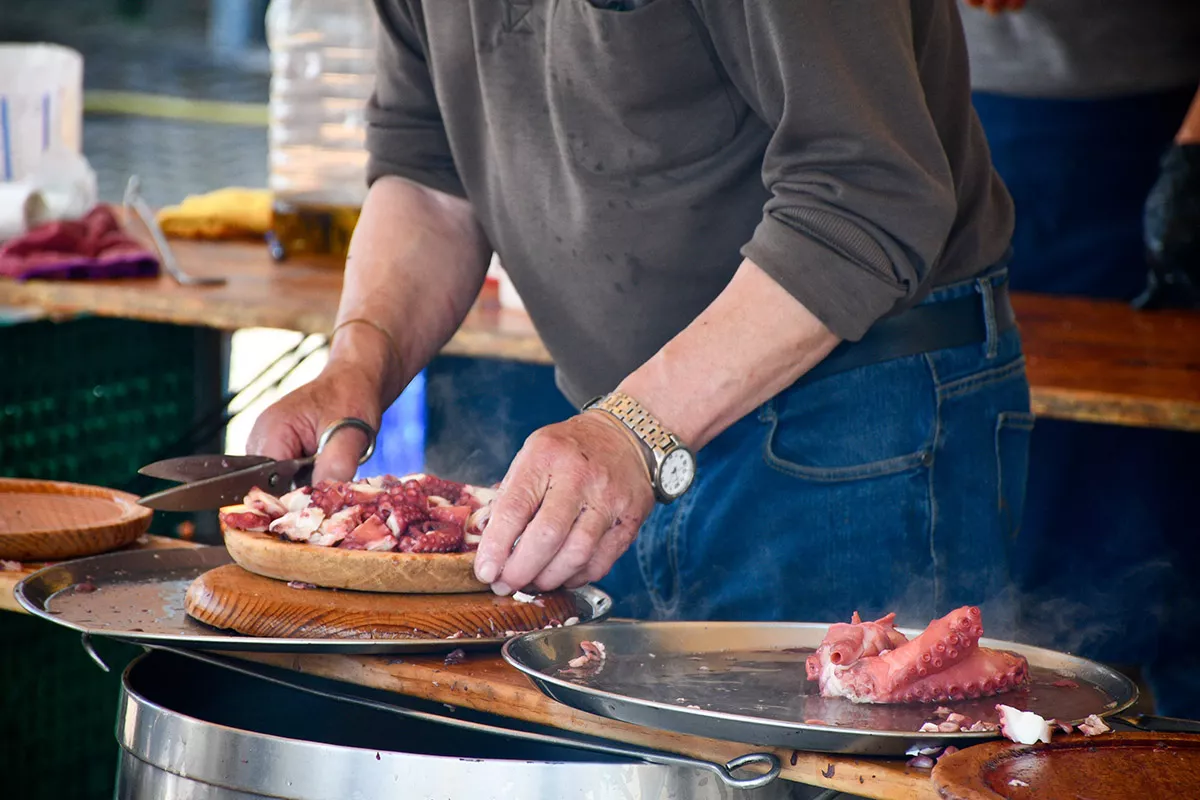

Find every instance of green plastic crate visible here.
[0,317,197,487]
[0,316,213,800]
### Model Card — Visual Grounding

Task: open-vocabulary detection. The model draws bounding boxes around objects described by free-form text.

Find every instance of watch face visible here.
[659,448,695,498]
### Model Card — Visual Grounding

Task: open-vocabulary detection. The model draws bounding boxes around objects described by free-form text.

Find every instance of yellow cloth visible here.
[156,188,272,240]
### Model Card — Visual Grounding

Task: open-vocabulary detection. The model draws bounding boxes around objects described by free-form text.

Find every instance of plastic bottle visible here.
[265,0,377,260]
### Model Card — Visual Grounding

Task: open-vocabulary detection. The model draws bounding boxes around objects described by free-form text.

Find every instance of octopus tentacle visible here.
[807,605,1029,705]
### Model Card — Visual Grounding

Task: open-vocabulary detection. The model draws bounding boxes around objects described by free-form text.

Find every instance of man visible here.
[957,0,1200,716]
[249,1,1032,631]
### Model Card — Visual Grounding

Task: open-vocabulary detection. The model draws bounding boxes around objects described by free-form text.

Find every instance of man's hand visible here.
[245,361,383,485]
[963,0,1026,13]
[473,412,656,594]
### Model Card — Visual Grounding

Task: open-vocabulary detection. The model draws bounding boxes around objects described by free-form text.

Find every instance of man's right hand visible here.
[245,360,383,485]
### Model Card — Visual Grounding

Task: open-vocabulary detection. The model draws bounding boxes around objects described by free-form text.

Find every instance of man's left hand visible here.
[472,413,656,594]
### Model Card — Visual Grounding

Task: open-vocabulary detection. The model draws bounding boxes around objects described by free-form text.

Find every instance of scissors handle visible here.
[316,417,377,465]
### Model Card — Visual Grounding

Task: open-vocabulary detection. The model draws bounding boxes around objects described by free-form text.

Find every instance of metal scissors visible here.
[137,418,377,511]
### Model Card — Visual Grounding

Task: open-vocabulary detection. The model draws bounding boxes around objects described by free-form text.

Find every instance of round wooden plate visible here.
[221,519,489,594]
[932,731,1200,799]
[0,477,153,561]
[185,563,579,640]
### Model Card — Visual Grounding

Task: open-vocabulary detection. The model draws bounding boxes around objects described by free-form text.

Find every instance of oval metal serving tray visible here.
[15,545,612,654]
[502,620,1138,757]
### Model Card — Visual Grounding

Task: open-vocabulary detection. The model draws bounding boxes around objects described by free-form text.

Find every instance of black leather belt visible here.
[800,279,1016,385]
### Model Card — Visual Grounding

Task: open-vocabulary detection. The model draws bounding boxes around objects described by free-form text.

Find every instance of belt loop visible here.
[978,276,999,360]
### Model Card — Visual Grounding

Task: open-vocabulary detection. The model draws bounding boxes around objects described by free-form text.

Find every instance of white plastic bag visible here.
[0,44,97,240]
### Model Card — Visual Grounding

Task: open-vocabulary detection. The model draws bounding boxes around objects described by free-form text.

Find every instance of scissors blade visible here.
[137,460,306,511]
[138,454,275,483]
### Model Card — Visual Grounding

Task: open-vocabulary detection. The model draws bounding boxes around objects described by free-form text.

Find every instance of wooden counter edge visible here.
[0,535,203,614]
[230,651,940,800]
[3,274,1197,433]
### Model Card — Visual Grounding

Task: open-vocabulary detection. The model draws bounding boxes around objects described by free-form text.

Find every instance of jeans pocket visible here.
[996,411,1035,539]
[762,356,937,483]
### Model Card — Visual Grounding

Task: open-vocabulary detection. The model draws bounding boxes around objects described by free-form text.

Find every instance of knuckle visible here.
[523,523,564,545]
[584,562,610,584]
[560,540,594,571]
[533,574,561,592]
[610,525,639,550]
[496,485,540,520]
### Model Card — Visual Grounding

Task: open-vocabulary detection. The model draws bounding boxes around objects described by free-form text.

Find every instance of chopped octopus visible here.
[806,606,1029,704]
[220,473,497,555]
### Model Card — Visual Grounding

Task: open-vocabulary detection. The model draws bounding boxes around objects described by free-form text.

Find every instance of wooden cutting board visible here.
[0,477,153,561]
[932,731,1200,798]
[186,564,581,639]
[231,647,941,799]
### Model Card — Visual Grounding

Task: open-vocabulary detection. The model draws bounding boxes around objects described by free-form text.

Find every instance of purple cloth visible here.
[0,206,159,281]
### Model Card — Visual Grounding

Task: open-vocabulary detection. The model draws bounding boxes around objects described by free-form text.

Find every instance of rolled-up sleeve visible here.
[698,0,960,341]
[365,0,465,198]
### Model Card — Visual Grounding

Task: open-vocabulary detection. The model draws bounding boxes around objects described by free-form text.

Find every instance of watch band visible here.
[589,391,677,458]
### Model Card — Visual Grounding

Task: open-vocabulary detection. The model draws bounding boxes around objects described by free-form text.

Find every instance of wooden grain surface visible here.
[0,534,200,613]
[931,731,1200,799]
[0,478,154,561]
[185,563,581,639]
[0,236,1196,431]
[231,648,939,799]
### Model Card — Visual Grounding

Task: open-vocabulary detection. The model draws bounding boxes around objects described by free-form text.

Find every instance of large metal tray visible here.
[15,545,612,654]
[502,620,1138,757]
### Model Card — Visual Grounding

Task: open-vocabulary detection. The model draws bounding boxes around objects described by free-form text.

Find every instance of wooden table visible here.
[1,238,1198,431]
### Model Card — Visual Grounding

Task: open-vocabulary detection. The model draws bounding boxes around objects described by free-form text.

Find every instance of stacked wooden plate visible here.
[0,477,153,561]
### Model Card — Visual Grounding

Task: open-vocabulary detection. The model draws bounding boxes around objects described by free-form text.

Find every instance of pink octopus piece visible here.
[806,606,1029,704]
[341,515,397,551]
[245,487,288,520]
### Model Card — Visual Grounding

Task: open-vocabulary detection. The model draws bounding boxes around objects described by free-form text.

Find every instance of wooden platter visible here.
[0,477,153,561]
[185,563,580,640]
[932,731,1200,799]
[221,525,488,594]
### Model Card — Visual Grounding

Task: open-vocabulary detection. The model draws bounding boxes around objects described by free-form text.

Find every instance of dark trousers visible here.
[972,85,1200,718]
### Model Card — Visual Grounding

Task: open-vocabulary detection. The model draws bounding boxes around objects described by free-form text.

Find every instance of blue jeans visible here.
[598,267,1033,636]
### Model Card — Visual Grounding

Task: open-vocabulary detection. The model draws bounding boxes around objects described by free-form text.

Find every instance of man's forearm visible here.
[617,259,843,451]
[330,176,493,403]
[1178,85,1200,145]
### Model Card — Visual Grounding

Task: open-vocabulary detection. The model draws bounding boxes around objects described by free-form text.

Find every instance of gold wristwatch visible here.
[583,390,696,504]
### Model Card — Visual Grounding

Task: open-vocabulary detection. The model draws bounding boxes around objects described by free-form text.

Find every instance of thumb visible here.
[312,421,374,484]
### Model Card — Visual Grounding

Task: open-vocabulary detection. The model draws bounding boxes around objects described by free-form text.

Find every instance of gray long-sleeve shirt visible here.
[365,0,1014,407]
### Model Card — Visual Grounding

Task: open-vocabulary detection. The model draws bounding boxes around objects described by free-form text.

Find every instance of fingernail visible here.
[491,581,511,596]
[476,559,498,584]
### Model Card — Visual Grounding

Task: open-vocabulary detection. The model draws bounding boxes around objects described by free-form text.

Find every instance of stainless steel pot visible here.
[115,650,821,800]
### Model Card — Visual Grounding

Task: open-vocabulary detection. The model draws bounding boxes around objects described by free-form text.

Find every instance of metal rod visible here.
[80,633,111,673]
[149,646,781,790]
[123,175,225,286]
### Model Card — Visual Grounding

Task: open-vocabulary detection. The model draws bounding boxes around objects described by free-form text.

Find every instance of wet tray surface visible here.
[503,621,1138,756]
[16,546,612,654]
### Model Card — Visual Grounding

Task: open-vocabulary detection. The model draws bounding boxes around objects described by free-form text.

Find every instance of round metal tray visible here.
[502,620,1139,756]
[15,545,612,654]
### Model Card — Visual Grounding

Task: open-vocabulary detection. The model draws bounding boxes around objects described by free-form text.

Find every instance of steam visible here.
[420,367,523,487]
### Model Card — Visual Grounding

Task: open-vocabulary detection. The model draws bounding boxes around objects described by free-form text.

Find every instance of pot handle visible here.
[147,645,782,790]
[1110,713,1200,734]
